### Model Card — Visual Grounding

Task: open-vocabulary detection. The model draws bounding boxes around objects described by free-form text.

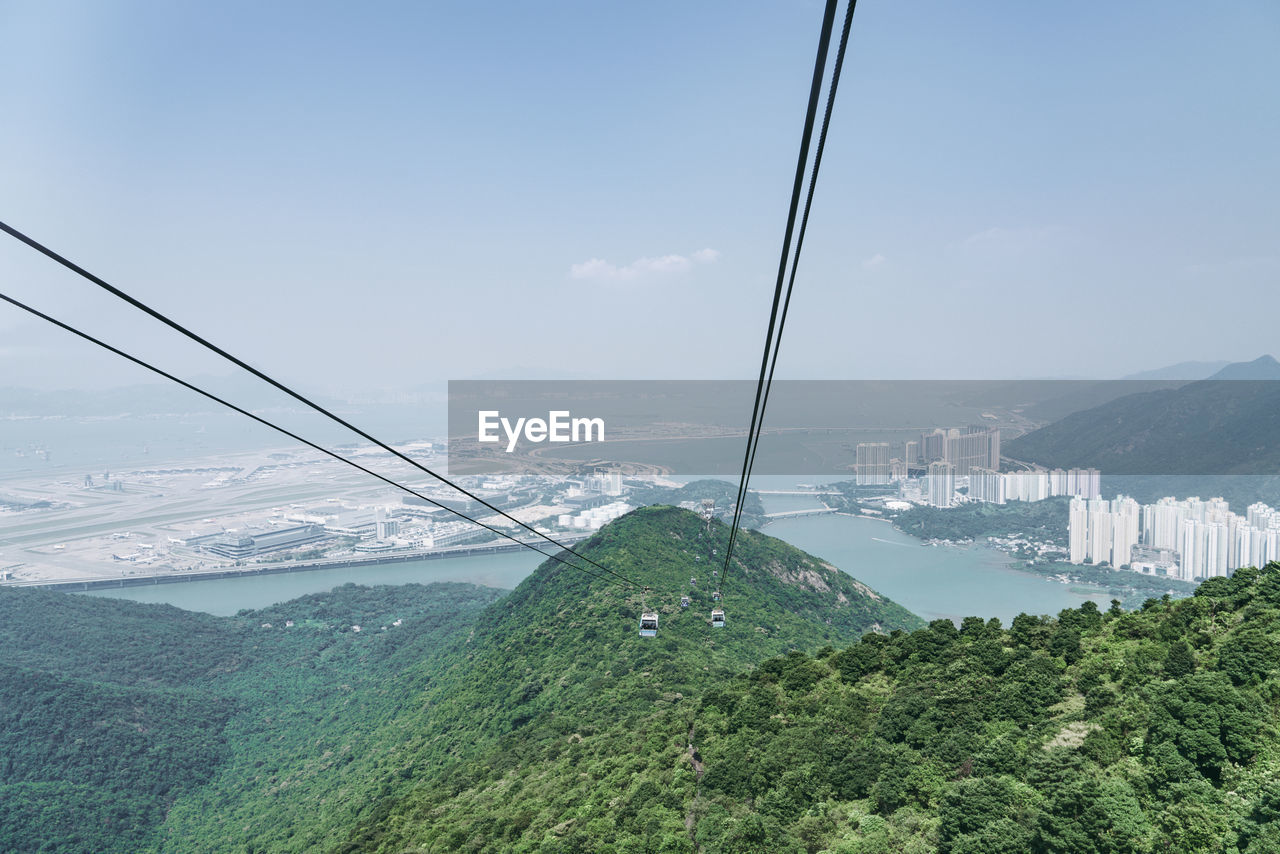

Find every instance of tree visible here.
[1163,641,1195,679]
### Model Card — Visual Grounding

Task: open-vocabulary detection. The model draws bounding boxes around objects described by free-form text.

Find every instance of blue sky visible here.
[1,0,1277,392]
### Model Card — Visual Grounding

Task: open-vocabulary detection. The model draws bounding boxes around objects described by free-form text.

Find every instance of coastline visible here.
[4,534,588,592]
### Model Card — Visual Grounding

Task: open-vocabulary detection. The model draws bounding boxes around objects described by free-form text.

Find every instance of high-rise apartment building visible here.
[855,442,892,485]
[915,426,1000,476]
[1072,495,1280,580]
[1069,498,1089,564]
[970,467,1007,504]
[904,440,920,466]
[926,461,956,508]
[968,468,1100,504]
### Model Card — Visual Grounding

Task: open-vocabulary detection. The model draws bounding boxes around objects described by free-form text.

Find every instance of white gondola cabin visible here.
[639,612,659,637]
[711,608,726,628]
[680,596,690,608]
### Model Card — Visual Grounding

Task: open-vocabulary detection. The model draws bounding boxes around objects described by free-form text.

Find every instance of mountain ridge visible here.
[1120,360,1230,381]
[1209,354,1280,380]
[1005,375,1280,475]
[153,506,919,852]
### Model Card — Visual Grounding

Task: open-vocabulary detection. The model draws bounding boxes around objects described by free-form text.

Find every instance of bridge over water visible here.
[762,507,838,520]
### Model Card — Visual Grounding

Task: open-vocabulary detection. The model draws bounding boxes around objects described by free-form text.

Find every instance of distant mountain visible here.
[1210,354,1280,380]
[1008,359,1263,427]
[1005,376,1280,475]
[1015,379,1182,424]
[1121,360,1231,381]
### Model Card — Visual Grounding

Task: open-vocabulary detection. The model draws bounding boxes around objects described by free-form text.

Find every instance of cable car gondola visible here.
[639,612,659,637]
[712,590,721,602]
[680,596,690,609]
[711,608,726,628]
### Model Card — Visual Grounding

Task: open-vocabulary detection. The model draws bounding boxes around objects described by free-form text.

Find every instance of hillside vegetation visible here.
[345,562,1280,853]
[1,507,916,852]
[9,507,1280,852]
[0,582,505,854]
[162,506,919,851]
[1005,379,1280,476]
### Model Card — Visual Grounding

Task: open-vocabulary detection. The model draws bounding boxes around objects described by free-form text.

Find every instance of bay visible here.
[85,550,543,616]
[84,492,1109,625]
[761,513,1111,625]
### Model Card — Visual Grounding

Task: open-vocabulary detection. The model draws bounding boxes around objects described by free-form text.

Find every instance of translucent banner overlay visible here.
[446,379,1280,477]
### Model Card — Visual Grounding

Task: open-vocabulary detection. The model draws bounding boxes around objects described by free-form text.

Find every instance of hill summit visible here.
[1210,354,1280,380]
[49,504,916,850]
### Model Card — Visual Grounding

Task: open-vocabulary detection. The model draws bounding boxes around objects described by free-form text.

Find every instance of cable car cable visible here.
[723,0,856,588]
[0,220,632,586]
[0,291,637,590]
[739,0,857,497]
[722,0,839,559]
[722,0,857,591]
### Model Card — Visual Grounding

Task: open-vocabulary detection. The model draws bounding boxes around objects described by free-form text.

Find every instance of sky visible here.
[1,0,1278,395]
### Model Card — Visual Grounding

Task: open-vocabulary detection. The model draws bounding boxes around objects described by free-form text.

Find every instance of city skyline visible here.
[1070,494,1280,581]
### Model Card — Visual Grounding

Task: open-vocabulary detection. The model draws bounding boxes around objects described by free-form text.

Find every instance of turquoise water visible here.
[761,512,1109,625]
[84,490,1107,624]
[748,481,1111,624]
[85,550,543,616]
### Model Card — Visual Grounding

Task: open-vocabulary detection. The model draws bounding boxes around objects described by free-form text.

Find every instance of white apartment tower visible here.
[926,461,956,508]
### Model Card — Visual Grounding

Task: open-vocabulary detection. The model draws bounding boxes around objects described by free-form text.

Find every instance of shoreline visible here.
[4,535,586,592]
[765,508,1121,593]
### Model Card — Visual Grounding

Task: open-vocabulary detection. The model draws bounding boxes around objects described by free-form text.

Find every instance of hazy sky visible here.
[2,0,1277,395]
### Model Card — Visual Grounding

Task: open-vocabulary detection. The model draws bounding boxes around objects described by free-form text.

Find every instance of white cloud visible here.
[862,253,887,270]
[569,248,720,282]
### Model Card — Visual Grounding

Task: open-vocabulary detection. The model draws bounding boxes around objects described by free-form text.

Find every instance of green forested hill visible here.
[0,507,916,853]
[344,562,1280,853]
[677,568,1280,853]
[160,505,920,852]
[13,509,1278,853]
[0,582,505,854]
